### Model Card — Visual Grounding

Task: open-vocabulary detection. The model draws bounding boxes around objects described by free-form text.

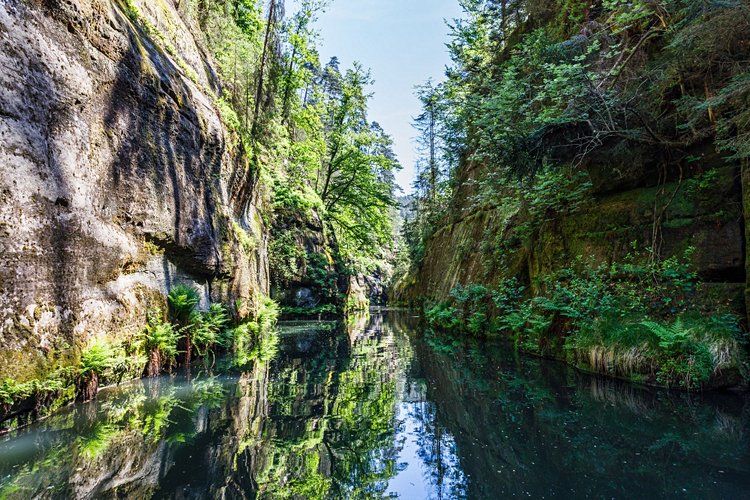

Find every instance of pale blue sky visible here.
[315,0,462,193]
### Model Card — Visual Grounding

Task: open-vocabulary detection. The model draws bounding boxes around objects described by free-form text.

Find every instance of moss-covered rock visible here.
[401,148,747,391]
[0,0,270,422]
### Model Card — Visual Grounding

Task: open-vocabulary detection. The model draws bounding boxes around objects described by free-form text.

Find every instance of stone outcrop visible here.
[397,144,746,317]
[269,208,339,310]
[0,0,268,382]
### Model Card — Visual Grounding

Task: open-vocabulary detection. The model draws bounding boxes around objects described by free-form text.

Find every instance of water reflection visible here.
[1,311,749,498]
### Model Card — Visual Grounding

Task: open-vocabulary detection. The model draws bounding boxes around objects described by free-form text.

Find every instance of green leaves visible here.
[230,296,280,367]
[639,319,715,389]
[140,308,181,361]
[313,64,400,267]
[422,243,746,389]
[167,284,200,324]
[79,340,121,378]
[269,231,305,289]
[190,304,231,357]
[711,69,750,159]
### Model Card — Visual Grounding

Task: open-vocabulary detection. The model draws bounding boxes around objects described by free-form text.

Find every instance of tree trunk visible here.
[252,1,277,136]
[429,104,436,204]
[177,333,192,367]
[282,37,300,122]
[143,349,162,378]
[75,372,99,403]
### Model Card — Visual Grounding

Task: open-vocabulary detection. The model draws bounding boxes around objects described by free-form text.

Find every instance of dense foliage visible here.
[425,249,747,389]
[402,0,750,270]
[398,0,750,389]
[186,0,400,277]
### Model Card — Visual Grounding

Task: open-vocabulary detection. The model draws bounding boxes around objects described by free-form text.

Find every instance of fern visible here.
[640,319,713,389]
[140,309,181,362]
[168,284,200,323]
[190,304,231,357]
[80,340,122,378]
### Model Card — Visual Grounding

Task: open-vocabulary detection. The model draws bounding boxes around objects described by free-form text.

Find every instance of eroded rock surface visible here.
[397,155,746,310]
[0,0,267,381]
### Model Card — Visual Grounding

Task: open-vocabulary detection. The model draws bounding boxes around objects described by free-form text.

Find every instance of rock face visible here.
[269,208,341,310]
[0,0,268,382]
[397,145,747,317]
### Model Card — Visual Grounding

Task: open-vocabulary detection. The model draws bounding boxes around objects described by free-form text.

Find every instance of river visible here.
[1,310,748,498]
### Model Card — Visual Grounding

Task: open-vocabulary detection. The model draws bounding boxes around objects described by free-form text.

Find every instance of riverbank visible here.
[420,255,748,391]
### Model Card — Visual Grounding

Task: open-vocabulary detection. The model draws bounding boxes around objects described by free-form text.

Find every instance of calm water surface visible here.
[1,311,749,498]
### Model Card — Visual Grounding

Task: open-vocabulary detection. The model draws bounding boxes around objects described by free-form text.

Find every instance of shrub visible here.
[257,296,280,333]
[227,297,281,368]
[491,277,525,314]
[306,252,339,301]
[270,231,305,288]
[425,284,493,335]
[424,248,748,388]
[272,179,323,217]
[639,315,740,390]
[0,379,36,405]
[501,301,552,354]
[425,302,462,331]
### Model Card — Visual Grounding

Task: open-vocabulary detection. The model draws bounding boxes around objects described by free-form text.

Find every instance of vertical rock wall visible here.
[0,0,268,381]
[397,151,747,319]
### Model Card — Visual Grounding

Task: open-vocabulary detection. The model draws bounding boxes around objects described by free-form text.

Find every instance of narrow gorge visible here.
[1,0,750,497]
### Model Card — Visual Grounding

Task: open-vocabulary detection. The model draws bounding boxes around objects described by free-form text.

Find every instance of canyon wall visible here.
[0,0,269,382]
[398,142,747,317]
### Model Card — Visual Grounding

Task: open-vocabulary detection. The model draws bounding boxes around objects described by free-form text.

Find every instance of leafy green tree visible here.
[183,0,402,280]
[280,0,330,122]
[310,62,401,267]
[251,0,285,136]
[402,0,750,271]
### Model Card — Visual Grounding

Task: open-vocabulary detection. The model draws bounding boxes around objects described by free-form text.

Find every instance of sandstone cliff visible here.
[398,149,746,313]
[0,0,268,382]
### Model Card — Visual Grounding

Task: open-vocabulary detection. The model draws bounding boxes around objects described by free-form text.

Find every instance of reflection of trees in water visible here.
[2,315,750,499]
[0,320,398,498]
[408,328,750,499]
[248,312,403,498]
[409,400,467,499]
[381,311,468,499]
[585,375,746,441]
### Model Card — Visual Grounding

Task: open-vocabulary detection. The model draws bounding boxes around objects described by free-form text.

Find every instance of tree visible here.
[311,64,401,266]
[191,0,401,274]
[280,0,330,123]
[413,80,447,205]
[252,0,285,136]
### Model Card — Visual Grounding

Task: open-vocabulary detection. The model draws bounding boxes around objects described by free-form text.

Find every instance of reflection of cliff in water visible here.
[410,328,750,499]
[1,312,749,498]
[0,316,405,498]
[0,373,245,498]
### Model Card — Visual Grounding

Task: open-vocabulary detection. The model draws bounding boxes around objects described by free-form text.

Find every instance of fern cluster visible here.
[425,250,746,389]
[139,308,182,363]
[168,284,200,323]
